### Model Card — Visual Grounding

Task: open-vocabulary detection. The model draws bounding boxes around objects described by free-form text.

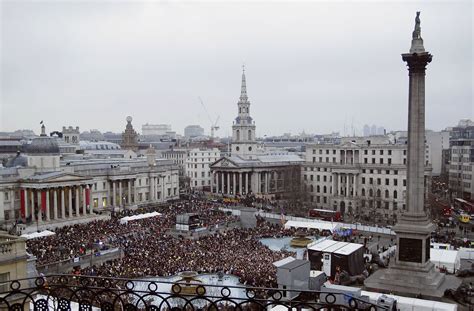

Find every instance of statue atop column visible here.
[412,11,421,39]
[410,11,425,53]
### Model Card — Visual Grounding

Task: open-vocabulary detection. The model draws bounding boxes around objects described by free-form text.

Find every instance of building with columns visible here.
[303,137,432,223]
[0,126,179,230]
[211,68,303,199]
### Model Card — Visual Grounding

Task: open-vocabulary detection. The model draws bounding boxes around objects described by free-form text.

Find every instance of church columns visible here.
[238,173,242,195]
[346,174,350,197]
[226,173,230,195]
[37,191,42,223]
[332,173,337,196]
[220,172,224,194]
[353,175,358,197]
[88,185,93,214]
[112,181,116,206]
[53,189,58,220]
[246,173,250,194]
[232,173,236,195]
[119,181,123,206]
[128,179,132,204]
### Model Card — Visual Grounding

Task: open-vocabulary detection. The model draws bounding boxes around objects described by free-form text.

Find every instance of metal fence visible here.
[0,274,388,310]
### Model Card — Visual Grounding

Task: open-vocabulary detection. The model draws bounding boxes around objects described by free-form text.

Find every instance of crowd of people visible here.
[26,198,305,288]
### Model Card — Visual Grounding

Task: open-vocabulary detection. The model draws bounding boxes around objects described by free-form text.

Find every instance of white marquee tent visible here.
[119,212,161,224]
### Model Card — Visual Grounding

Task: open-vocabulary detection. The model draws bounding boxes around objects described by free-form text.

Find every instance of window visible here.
[403,179,406,186]
[317,185,320,193]
[369,178,373,185]
[393,190,398,199]
[388,150,392,155]
[385,178,389,186]
[394,179,398,186]
[372,150,376,155]
[248,130,252,140]
[236,130,240,141]
[388,158,392,165]
[310,185,314,192]
[385,189,389,198]
[377,178,381,185]
[310,175,313,181]
[323,176,327,182]
[362,177,365,184]
[372,158,375,164]
[364,150,368,155]
[323,186,327,193]
[362,188,366,196]
[317,175,320,182]
[4,192,8,201]
[380,158,384,164]
[380,150,384,155]
[364,158,368,164]
[0,272,10,292]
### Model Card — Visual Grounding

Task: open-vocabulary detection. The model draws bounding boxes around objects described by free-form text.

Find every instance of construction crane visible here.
[198,97,220,139]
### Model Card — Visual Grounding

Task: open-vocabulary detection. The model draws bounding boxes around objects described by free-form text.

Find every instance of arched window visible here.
[310,185,314,192]
[393,190,398,199]
[385,189,389,198]
[362,188,366,196]
[248,130,252,140]
[369,189,373,197]
[236,130,240,141]
[376,189,381,198]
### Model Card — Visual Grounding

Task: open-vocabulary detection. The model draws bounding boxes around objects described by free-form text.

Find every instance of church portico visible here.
[210,156,303,199]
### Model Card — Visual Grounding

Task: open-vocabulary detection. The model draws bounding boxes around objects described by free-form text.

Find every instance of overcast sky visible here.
[1,0,472,137]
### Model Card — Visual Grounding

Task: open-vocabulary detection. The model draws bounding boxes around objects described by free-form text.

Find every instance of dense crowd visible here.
[27,199,303,287]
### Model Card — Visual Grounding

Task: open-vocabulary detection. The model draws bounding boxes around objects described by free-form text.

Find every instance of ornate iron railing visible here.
[0,274,389,310]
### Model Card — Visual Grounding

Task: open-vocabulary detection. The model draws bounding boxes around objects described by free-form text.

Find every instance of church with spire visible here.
[231,66,261,159]
[210,67,303,199]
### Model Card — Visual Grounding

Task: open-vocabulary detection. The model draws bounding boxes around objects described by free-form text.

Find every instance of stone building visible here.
[0,124,179,231]
[302,138,432,223]
[161,149,188,176]
[185,148,220,190]
[121,116,139,152]
[62,126,80,145]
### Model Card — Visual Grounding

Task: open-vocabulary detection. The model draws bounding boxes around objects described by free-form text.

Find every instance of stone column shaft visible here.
[53,189,58,220]
[61,188,65,218]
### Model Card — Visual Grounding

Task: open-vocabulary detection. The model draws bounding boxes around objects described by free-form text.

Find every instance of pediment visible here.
[26,172,90,183]
[210,157,238,168]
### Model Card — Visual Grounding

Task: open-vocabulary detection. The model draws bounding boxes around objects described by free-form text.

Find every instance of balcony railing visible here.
[0,274,388,310]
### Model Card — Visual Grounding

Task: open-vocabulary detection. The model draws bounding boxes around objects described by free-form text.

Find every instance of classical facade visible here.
[302,138,432,222]
[0,126,179,230]
[210,68,303,199]
[185,148,220,190]
[121,116,139,152]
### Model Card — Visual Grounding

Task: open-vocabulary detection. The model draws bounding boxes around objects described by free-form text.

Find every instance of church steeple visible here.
[239,65,248,102]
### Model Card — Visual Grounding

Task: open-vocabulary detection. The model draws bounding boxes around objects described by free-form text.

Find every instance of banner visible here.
[85,188,90,207]
[20,189,25,218]
[41,191,47,212]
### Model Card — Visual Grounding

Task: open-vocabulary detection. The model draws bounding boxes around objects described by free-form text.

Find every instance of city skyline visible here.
[1,1,472,136]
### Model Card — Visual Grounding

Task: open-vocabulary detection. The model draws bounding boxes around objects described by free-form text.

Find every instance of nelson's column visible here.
[364,12,460,298]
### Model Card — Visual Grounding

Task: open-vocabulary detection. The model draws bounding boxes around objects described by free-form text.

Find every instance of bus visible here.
[308,209,342,222]
[454,198,474,213]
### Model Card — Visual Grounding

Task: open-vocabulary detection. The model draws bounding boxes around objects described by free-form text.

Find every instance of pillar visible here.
[88,185,93,214]
[246,172,250,194]
[346,174,350,197]
[61,188,65,218]
[37,191,42,223]
[128,180,132,204]
[332,173,337,195]
[53,189,58,220]
[226,172,230,194]
[82,186,87,214]
[265,172,269,193]
[132,179,136,203]
[112,181,116,206]
[68,187,73,217]
[238,173,242,194]
[31,190,35,221]
[75,187,80,216]
[232,173,236,195]
[119,181,123,205]
[353,175,358,197]
[220,172,224,194]
[24,189,29,219]
[45,190,50,221]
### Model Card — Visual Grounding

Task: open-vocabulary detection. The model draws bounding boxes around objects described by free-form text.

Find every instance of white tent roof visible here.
[361,290,457,311]
[284,220,341,232]
[21,230,55,240]
[273,257,295,267]
[119,211,161,224]
[430,248,459,265]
